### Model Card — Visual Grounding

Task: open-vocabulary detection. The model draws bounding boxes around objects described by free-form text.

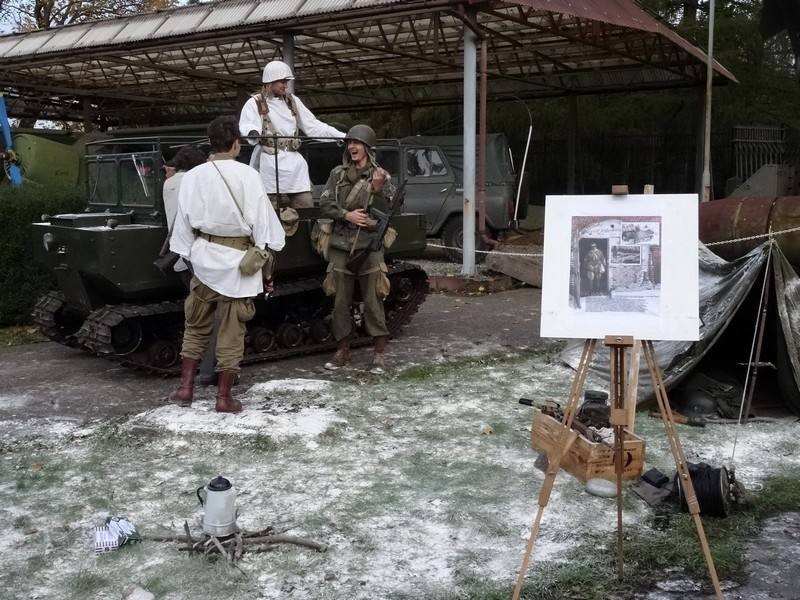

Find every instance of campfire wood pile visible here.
[144,522,327,567]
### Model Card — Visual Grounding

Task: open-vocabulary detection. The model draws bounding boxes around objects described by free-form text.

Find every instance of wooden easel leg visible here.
[625,340,642,434]
[512,339,596,600]
[642,340,724,600]
[606,335,633,581]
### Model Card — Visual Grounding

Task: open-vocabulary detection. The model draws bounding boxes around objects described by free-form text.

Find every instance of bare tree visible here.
[2,0,177,31]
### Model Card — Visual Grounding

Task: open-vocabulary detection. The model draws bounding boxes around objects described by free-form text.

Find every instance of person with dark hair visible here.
[163,145,208,278]
[168,117,285,412]
[319,124,395,374]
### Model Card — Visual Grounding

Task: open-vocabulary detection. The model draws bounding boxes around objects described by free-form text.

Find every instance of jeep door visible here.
[401,146,456,234]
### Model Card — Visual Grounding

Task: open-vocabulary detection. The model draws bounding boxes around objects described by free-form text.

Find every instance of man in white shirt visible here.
[169,116,285,413]
[239,59,345,210]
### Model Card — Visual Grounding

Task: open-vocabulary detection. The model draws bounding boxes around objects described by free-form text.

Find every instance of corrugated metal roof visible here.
[0,35,25,57]
[193,1,259,32]
[5,29,56,57]
[246,0,306,23]
[70,20,128,49]
[297,0,355,17]
[113,14,174,45]
[0,0,736,126]
[153,8,212,38]
[36,27,90,54]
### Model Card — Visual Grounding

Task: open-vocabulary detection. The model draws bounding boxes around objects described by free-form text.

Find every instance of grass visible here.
[2,349,799,599]
[0,324,46,346]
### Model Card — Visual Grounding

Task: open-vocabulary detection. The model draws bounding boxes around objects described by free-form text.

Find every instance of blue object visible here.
[0,93,23,187]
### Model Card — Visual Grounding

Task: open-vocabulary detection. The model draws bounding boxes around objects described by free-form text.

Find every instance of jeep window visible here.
[376,149,399,179]
[406,148,447,177]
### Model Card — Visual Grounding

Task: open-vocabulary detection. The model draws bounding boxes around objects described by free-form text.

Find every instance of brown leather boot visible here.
[169,357,198,407]
[324,340,351,371]
[215,371,243,413]
[370,336,388,374]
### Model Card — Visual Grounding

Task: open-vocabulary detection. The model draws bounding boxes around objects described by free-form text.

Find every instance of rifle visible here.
[345,180,407,274]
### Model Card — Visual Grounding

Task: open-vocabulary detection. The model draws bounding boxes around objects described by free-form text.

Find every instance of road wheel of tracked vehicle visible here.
[309,319,332,344]
[389,275,414,302]
[441,217,490,263]
[147,340,180,369]
[110,320,143,356]
[276,323,304,348]
[249,327,276,354]
[32,292,84,347]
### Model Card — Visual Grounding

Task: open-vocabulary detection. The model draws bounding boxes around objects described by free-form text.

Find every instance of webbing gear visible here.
[198,232,252,251]
[261,137,301,153]
[253,91,300,153]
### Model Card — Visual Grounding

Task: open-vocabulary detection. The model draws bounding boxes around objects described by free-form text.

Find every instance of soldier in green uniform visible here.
[319,125,395,374]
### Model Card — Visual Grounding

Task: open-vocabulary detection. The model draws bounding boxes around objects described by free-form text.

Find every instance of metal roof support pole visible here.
[567,95,577,194]
[461,20,477,276]
[283,34,295,95]
[82,97,94,133]
[701,0,716,203]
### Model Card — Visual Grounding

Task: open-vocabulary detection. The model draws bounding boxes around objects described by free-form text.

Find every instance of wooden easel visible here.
[511,336,724,600]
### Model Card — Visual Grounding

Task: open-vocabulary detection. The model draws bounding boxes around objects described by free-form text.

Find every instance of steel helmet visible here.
[262,60,294,83]
[345,124,377,150]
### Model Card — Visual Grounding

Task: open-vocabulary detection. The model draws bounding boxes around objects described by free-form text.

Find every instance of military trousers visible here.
[327,248,389,341]
[270,191,313,209]
[179,277,255,373]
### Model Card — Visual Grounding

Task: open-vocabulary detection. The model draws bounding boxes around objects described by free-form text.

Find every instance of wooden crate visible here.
[530,411,645,483]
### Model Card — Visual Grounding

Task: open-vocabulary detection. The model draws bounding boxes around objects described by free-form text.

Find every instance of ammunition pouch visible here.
[383,227,397,249]
[311,218,333,260]
[279,207,300,237]
[239,246,274,277]
[322,263,337,296]
[376,263,391,298]
[261,137,301,154]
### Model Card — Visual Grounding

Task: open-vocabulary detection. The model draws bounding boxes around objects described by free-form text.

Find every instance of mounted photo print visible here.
[540,194,699,341]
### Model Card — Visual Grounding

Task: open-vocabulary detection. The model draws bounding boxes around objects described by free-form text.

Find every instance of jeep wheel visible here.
[441,218,490,263]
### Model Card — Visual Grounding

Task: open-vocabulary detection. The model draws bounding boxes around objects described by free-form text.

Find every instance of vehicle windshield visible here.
[86,150,161,210]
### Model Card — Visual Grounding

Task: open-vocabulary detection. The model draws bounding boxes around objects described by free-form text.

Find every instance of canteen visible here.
[196,476,238,537]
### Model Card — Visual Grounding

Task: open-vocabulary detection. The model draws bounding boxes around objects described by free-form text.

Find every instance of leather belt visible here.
[198,232,251,251]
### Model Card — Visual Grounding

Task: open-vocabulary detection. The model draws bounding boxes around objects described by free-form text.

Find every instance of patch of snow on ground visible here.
[2,356,800,600]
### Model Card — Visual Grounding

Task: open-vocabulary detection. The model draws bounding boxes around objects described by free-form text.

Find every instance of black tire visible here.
[440,217,491,263]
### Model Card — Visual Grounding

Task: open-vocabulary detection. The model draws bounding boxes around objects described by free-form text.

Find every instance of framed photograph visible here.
[540,194,699,341]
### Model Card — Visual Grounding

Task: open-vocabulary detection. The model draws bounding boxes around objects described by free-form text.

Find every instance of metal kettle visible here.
[196,475,238,537]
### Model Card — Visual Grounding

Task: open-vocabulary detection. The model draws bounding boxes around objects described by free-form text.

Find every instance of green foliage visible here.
[0,184,84,325]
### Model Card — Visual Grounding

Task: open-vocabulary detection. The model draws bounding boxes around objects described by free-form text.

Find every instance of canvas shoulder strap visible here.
[253,91,276,137]
[211,161,245,218]
[253,91,299,137]
[342,179,372,211]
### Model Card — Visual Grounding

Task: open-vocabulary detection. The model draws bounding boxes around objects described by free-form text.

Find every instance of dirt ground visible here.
[2,283,799,599]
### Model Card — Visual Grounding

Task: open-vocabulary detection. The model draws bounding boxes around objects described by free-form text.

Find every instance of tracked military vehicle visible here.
[31,133,429,374]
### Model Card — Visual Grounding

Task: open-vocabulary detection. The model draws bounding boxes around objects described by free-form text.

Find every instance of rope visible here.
[730,239,773,462]
[704,224,800,246]
[426,242,542,257]
[427,223,799,258]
